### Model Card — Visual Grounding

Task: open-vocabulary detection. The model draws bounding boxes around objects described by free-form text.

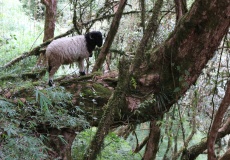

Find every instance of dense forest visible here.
[0,0,230,159]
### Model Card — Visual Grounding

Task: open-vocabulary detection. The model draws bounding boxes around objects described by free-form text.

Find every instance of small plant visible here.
[130,77,137,89]
[72,129,140,160]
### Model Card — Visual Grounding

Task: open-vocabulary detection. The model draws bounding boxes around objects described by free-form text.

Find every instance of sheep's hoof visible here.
[48,80,55,87]
[79,71,86,76]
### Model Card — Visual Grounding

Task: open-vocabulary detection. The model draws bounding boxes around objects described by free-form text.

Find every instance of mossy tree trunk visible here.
[86,0,230,159]
[92,0,127,72]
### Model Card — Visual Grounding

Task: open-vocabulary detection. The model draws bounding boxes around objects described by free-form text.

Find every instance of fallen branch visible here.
[0,69,46,81]
[1,28,75,69]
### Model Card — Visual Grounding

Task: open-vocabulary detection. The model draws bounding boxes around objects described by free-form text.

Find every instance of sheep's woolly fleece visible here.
[46,35,89,67]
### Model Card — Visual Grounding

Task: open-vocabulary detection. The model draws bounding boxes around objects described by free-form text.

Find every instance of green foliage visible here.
[1,0,229,159]
[1,136,48,160]
[130,77,137,89]
[0,86,89,159]
[0,99,48,159]
[20,0,44,20]
[0,0,43,68]
[0,100,16,117]
[36,90,53,112]
[33,87,89,129]
[137,90,170,112]
[72,128,140,160]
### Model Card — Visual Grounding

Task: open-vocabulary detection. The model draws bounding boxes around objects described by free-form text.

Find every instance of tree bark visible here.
[219,148,230,160]
[41,0,57,42]
[131,0,230,108]
[92,0,127,72]
[140,0,146,32]
[84,58,130,160]
[36,0,57,67]
[131,0,163,73]
[142,120,161,160]
[208,81,230,160]
[174,0,188,23]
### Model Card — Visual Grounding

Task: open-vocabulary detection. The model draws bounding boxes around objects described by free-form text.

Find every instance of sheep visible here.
[45,31,103,86]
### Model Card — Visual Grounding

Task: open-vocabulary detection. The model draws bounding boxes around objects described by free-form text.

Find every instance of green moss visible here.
[79,82,112,100]
[92,83,112,99]
[82,88,95,97]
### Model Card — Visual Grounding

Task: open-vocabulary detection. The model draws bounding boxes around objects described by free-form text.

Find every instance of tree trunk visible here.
[174,0,188,23]
[142,120,161,160]
[140,0,146,32]
[84,58,130,160]
[208,81,230,160]
[36,0,57,67]
[39,128,77,160]
[85,0,163,159]
[92,0,127,72]
[42,0,57,42]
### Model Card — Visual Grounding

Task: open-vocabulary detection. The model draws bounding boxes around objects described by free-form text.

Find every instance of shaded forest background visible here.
[0,0,229,160]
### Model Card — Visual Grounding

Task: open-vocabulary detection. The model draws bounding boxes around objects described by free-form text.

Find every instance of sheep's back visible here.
[46,35,89,65]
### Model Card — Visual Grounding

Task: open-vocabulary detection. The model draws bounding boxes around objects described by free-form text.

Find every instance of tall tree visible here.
[36,0,57,67]
[92,0,127,72]
[87,0,230,159]
[84,1,128,159]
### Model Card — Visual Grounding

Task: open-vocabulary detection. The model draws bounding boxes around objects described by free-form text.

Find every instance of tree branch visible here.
[133,135,149,153]
[41,0,50,6]
[130,0,163,73]
[174,0,188,23]
[1,28,75,69]
[208,81,230,160]
[142,120,161,160]
[92,0,127,72]
[84,55,130,160]
[181,115,230,160]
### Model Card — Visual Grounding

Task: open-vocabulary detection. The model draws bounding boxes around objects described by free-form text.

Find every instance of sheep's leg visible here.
[86,58,90,74]
[78,58,85,76]
[48,65,60,86]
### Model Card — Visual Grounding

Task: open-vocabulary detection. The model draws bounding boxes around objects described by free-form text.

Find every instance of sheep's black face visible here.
[86,31,103,46]
[85,31,103,54]
[92,31,103,47]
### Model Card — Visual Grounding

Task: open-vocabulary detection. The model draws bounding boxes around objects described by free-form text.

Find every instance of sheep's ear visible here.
[89,33,93,40]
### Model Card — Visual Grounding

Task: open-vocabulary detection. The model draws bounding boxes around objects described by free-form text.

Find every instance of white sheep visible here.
[45,31,103,86]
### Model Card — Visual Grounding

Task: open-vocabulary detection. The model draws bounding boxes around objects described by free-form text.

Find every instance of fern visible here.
[34,87,89,129]
[0,100,16,117]
[35,90,52,113]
